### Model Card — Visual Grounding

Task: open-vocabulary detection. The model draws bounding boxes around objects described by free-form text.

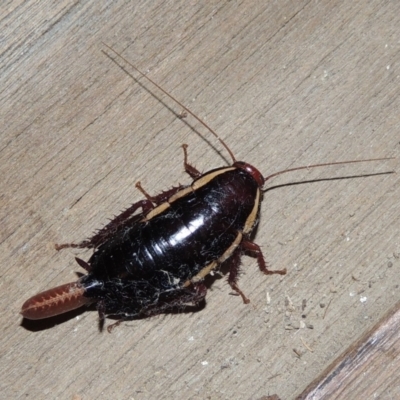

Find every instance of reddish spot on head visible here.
[233,162,264,186]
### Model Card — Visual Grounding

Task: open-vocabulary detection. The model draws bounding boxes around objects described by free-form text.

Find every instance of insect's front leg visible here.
[227,240,287,304]
[241,240,287,276]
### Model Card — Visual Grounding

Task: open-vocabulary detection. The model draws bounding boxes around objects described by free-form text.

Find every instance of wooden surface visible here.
[297,300,400,399]
[1,1,399,399]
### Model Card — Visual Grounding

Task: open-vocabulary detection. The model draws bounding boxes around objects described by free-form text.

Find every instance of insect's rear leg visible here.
[55,199,154,250]
[146,283,207,316]
[105,283,208,332]
[56,143,200,252]
[241,240,287,276]
[57,178,190,252]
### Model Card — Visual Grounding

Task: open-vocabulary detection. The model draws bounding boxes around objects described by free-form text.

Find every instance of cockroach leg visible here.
[227,247,250,304]
[242,240,287,276]
[97,299,106,324]
[135,143,204,203]
[230,281,250,304]
[139,144,201,200]
[227,240,286,304]
[103,284,207,332]
[167,282,208,307]
[55,199,154,250]
[55,240,91,251]
[55,142,210,252]
[135,181,156,202]
[107,319,122,333]
[56,179,191,252]
[182,144,202,178]
[148,283,208,315]
[135,182,187,204]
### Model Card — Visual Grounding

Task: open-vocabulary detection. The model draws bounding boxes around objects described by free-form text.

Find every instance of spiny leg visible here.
[135,182,186,204]
[105,284,208,332]
[134,143,202,202]
[241,240,287,275]
[227,247,250,304]
[145,283,208,316]
[56,181,189,251]
[182,144,202,178]
[55,199,154,250]
[56,152,192,251]
[153,283,207,314]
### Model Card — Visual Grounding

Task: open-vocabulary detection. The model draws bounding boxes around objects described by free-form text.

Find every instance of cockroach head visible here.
[233,161,265,187]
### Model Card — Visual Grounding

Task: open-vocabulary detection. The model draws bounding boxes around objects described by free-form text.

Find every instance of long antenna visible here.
[264,157,395,184]
[102,43,395,181]
[102,42,236,163]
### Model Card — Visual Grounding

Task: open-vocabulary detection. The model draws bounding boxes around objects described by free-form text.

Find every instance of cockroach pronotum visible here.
[21,44,394,330]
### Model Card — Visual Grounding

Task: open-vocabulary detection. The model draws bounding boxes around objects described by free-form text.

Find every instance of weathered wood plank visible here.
[297,301,400,399]
[1,1,399,398]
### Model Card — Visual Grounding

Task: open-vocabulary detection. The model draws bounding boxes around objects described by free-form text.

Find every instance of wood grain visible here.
[1,1,399,399]
[297,300,400,399]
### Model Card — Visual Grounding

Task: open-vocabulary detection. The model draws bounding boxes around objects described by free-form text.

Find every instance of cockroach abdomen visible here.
[21,282,91,320]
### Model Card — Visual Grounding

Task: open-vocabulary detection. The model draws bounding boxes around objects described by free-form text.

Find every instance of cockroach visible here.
[20,44,394,330]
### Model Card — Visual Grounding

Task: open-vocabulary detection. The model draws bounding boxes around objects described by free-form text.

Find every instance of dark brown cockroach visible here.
[20,44,394,329]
